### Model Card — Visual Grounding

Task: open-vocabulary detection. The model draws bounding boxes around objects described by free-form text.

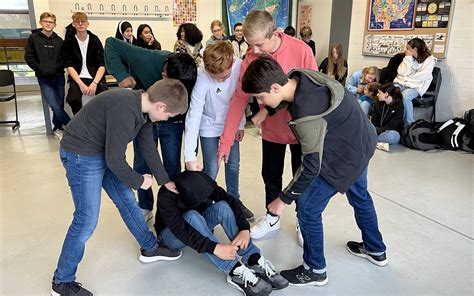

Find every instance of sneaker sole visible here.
[139,252,182,263]
[288,277,328,287]
[51,291,60,296]
[250,224,281,239]
[226,276,246,296]
[346,245,388,267]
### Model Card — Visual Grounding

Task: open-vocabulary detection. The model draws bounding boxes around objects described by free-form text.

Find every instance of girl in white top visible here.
[184,41,246,205]
[394,38,436,124]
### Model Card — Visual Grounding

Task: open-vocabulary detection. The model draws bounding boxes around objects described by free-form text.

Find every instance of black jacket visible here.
[63,30,105,82]
[369,100,405,134]
[155,173,250,254]
[319,57,349,84]
[280,70,377,203]
[25,29,64,78]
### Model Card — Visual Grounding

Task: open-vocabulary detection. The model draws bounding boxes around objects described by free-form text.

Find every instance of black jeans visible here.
[66,78,107,114]
[261,139,302,207]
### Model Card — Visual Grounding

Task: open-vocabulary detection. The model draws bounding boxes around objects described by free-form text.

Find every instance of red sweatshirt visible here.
[218,32,318,156]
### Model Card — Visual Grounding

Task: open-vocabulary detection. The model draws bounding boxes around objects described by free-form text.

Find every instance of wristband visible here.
[91,81,98,85]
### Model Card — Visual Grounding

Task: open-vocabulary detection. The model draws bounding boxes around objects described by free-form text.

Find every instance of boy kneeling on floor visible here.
[155,171,289,295]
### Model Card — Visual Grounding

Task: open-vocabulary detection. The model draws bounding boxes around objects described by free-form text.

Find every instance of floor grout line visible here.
[370,190,473,241]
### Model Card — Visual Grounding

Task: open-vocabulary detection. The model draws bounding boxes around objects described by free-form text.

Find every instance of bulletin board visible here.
[362,0,454,59]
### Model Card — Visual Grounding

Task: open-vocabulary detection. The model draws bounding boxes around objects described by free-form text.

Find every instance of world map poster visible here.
[226,0,289,34]
[367,0,416,31]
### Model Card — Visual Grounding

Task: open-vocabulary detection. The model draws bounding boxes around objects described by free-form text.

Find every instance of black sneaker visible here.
[227,264,272,296]
[346,241,388,266]
[280,265,328,286]
[139,242,182,263]
[51,281,93,296]
[249,255,289,290]
[238,199,255,222]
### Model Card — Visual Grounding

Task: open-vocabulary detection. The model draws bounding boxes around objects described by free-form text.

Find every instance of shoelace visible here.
[260,259,277,277]
[239,267,259,288]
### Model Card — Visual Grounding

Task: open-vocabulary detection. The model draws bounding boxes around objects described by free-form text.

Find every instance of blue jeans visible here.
[37,75,71,130]
[394,84,420,125]
[200,137,240,199]
[158,201,260,274]
[134,121,184,211]
[378,130,400,144]
[358,98,372,116]
[54,148,158,284]
[296,168,386,272]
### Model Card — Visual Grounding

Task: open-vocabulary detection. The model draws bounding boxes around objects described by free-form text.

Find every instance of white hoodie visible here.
[394,55,437,96]
[184,58,245,162]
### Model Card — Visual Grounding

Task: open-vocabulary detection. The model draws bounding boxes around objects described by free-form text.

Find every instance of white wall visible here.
[348,0,474,120]
[30,0,222,52]
[306,0,333,65]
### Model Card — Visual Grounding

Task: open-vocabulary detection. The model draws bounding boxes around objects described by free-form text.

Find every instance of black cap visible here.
[174,171,217,209]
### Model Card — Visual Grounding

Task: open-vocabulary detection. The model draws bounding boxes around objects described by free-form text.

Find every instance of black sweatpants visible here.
[261,139,302,207]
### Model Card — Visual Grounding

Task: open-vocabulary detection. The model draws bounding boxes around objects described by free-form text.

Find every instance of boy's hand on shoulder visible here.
[164,181,178,194]
[214,243,238,260]
[185,161,203,171]
[141,174,153,190]
[231,230,250,250]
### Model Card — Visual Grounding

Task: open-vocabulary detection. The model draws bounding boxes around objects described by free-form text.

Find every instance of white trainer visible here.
[296,219,304,247]
[250,213,281,239]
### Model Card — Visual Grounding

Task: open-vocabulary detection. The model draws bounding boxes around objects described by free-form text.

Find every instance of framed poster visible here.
[367,0,416,31]
[226,0,290,34]
[298,2,313,31]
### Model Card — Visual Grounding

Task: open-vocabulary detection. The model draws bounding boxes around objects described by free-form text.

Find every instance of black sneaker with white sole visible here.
[249,256,289,290]
[346,241,388,266]
[238,199,255,222]
[51,281,93,296]
[280,265,328,286]
[139,242,182,263]
[227,264,272,296]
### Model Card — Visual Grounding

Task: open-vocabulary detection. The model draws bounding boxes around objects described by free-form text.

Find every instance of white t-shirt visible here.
[75,35,93,79]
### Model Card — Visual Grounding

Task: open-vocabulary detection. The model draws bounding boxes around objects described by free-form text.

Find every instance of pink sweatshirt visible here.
[218,32,318,155]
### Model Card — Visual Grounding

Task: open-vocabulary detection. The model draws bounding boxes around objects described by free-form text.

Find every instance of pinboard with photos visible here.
[363,0,453,59]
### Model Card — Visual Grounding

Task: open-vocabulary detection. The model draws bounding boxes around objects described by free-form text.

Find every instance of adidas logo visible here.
[216,88,222,93]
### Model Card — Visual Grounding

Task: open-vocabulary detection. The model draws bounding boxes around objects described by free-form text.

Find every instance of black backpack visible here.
[436,118,471,151]
[400,120,442,151]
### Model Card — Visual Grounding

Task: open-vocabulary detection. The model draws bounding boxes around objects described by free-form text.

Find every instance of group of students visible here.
[26,9,400,296]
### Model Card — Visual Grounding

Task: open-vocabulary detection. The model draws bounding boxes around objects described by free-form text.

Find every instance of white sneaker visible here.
[141,208,153,223]
[250,214,280,239]
[376,142,390,152]
[296,219,304,247]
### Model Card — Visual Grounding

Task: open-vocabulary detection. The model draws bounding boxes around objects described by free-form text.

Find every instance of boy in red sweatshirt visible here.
[217,10,317,242]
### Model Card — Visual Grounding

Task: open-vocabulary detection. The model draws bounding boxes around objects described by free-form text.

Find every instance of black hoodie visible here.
[25,29,64,78]
[155,171,250,254]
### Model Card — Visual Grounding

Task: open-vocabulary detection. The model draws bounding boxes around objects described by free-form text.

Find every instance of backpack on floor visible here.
[400,120,442,151]
[436,118,470,151]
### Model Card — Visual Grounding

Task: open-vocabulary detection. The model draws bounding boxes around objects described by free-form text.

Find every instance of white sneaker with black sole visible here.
[250,214,280,239]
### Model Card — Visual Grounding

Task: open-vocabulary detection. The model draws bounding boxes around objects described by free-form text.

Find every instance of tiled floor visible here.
[1,93,472,295]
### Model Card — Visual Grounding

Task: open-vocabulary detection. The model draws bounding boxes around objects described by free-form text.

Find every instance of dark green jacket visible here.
[280,70,377,204]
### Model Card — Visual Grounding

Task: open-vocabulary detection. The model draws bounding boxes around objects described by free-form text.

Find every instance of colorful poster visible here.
[298,3,313,30]
[173,0,197,27]
[363,34,434,57]
[415,0,451,28]
[226,0,289,33]
[367,0,416,31]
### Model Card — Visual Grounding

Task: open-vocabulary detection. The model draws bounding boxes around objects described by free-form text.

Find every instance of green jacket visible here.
[104,37,170,89]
